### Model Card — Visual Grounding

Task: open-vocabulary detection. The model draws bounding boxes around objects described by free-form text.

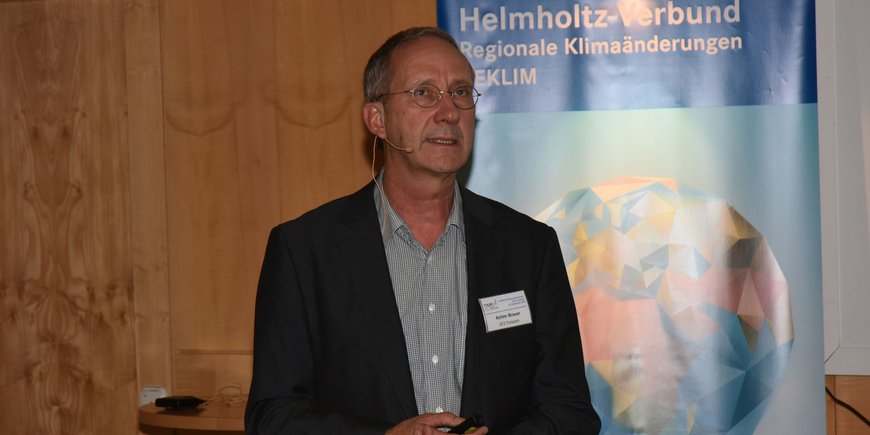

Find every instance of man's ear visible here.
[363,102,386,139]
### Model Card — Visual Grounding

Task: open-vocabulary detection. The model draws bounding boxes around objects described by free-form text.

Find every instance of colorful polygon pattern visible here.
[538,177,793,434]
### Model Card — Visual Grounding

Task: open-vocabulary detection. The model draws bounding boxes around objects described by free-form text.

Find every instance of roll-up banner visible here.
[438,1,823,433]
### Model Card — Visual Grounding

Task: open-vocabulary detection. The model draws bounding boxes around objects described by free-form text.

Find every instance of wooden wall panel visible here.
[826,375,837,435]
[0,1,136,434]
[218,0,283,312]
[161,0,259,355]
[273,0,359,219]
[829,375,870,434]
[125,0,173,397]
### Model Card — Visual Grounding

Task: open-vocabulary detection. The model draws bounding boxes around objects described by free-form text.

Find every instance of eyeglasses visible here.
[377,84,481,110]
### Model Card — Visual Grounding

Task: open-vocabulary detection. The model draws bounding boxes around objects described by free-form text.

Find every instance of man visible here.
[245,27,600,434]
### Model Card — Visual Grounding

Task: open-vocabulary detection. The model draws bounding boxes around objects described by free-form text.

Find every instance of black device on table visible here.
[154,395,206,410]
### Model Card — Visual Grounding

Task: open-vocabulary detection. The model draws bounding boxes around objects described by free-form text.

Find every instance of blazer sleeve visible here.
[507,227,601,434]
[244,226,389,435]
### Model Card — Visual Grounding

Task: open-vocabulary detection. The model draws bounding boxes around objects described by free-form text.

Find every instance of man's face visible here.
[380,37,476,178]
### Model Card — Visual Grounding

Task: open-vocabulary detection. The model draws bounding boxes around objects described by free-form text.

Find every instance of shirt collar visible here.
[373,171,465,244]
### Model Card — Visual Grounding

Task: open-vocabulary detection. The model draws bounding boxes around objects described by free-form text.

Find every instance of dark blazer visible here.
[245,182,600,434]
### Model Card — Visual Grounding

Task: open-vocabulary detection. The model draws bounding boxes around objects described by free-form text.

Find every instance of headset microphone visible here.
[382,136,413,153]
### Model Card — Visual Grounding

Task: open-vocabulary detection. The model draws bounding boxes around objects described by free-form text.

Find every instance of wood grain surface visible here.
[2,1,434,433]
[1,1,136,433]
[827,375,870,435]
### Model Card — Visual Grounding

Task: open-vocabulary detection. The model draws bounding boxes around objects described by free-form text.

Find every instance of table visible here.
[138,401,245,432]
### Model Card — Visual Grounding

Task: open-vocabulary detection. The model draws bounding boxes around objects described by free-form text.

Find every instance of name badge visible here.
[479,290,533,332]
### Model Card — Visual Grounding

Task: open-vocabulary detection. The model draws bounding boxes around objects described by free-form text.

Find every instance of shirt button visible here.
[428,303,436,313]
[436,407,444,413]
[432,355,439,364]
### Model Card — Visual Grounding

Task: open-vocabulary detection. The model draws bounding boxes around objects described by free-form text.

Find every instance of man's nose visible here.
[432,95,461,123]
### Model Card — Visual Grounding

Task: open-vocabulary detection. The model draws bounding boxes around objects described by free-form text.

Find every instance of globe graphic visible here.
[538,177,793,434]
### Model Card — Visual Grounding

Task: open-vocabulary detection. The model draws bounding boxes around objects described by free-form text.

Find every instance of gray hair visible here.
[363,27,463,102]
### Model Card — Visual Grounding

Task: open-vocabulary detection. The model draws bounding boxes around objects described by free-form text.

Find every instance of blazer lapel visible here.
[459,187,503,416]
[336,183,418,419]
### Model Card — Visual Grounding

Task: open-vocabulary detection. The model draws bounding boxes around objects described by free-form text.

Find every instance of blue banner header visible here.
[438,0,817,112]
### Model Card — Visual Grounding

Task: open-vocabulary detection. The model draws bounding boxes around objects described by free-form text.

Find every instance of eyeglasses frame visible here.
[375,84,482,110]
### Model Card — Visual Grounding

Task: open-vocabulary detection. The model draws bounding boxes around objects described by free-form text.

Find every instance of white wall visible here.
[818,0,870,375]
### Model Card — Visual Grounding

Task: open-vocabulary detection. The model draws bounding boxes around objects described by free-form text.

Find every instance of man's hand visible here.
[385,412,489,435]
